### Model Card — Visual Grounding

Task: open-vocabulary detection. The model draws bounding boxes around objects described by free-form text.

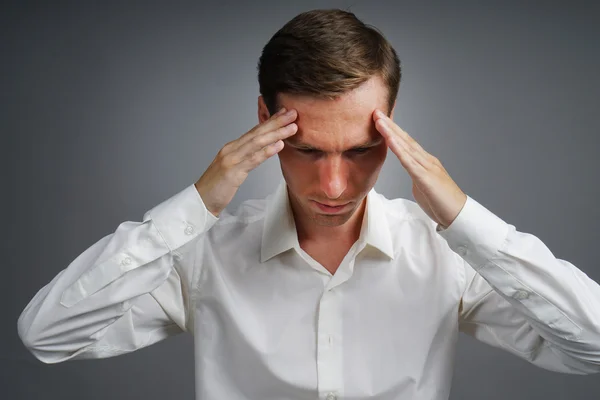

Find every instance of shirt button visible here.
[121,257,132,266]
[513,290,530,300]
[456,245,468,256]
[326,393,337,400]
[184,225,194,235]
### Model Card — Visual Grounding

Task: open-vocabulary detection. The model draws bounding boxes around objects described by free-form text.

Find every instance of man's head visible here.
[256,9,401,229]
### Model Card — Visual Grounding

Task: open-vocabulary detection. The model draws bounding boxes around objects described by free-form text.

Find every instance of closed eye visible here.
[296,147,372,156]
[348,148,370,155]
[297,148,321,155]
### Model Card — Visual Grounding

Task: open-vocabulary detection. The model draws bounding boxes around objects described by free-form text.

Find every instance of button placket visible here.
[513,290,530,300]
[316,289,343,399]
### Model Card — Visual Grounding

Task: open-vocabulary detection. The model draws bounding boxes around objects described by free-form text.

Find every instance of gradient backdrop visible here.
[3,1,600,399]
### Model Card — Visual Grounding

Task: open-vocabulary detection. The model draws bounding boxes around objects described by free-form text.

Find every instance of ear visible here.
[389,99,397,119]
[257,95,270,124]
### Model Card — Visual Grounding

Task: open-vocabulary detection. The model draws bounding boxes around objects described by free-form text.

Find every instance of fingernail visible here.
[284,109,295,117]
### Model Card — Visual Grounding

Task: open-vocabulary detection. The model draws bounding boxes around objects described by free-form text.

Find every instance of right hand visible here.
[194,107,298,217]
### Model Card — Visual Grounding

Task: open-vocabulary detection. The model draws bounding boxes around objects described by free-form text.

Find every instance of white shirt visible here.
[18,178,600,400]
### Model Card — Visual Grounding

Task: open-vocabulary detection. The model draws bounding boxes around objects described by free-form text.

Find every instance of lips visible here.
[312,200,350,214]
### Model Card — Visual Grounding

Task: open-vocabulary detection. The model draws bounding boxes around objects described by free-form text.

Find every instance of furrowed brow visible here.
[284,138,383,151]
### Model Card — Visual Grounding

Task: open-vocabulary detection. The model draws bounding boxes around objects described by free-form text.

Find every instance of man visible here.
[17,8,600,400]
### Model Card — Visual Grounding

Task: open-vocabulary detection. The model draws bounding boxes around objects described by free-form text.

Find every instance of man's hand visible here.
[372,109,467,229]
[195,108,298,217]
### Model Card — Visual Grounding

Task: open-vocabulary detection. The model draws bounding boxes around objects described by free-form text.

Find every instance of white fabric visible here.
[18,178,600,399]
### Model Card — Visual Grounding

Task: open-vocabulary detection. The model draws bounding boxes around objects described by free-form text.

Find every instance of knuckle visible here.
[221,154,238,168]
[218,144,234,159]
[251,135,267,148]
[264,143,276,155]
[249,150,263,165]
[221,142,233,152]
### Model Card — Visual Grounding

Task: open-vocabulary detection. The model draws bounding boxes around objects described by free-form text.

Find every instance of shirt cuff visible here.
[436,195,510,270]
[147,183,219,252]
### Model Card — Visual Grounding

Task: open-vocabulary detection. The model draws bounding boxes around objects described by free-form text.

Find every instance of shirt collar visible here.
[260,178,395,263]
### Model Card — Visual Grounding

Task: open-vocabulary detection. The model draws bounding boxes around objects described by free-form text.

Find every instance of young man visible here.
[18,8,600,400]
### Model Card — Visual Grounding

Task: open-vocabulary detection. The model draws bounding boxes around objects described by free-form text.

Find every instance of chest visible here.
[300,241,354,275]
[194,244,463,399]
[303,249,347,275]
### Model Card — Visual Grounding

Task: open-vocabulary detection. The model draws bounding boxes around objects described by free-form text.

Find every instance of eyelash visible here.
[297,148,370,155]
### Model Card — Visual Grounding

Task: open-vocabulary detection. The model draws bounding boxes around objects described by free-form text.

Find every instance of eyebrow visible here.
[284,137,383,152]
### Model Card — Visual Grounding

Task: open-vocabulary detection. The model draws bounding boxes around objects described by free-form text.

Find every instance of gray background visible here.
[3,0,599,399]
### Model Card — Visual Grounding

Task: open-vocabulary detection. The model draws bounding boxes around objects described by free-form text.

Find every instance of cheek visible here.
[369,146,388,172]
[277,150,314,183]
[355,149,387,175]
[347,151,386,191]
[279,149,299,170]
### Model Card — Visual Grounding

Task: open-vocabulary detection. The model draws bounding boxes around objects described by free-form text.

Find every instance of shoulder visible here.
[374,191,457,255]
[207,195,269,244]
[215,197,268,225]
[375,191,437,230]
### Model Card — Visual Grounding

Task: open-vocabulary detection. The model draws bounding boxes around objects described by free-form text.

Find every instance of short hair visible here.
[257,8,401,116]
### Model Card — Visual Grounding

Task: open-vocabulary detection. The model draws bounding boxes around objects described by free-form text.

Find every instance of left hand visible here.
[373,109,467,229]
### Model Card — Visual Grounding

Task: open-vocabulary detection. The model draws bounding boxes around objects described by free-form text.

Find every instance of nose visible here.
[318,155,347,200]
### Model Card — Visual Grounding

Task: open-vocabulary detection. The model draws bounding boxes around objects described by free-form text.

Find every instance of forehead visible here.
[279,76,389,151]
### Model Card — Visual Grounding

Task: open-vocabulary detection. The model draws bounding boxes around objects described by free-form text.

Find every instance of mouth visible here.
[312,200,350,214]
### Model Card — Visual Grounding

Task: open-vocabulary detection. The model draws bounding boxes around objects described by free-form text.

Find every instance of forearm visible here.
[17,184,218,363]
[443,196,600,372]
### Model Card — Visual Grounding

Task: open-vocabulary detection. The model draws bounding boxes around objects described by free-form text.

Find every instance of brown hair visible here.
[257,8,401,116]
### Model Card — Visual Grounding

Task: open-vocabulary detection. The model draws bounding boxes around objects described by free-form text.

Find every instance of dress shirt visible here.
[18,178,600,400]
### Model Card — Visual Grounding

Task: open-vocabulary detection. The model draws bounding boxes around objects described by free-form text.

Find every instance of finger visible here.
[374,112,437,167]
[396,132,434,170]
[235,108,297,151]
[376,118,428,174]
[373,110,428,153]
[394,125,438,165]
[237,122,298,170]
[223,108,288,154]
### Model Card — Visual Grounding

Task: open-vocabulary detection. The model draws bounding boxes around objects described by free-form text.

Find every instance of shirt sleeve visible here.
[17,183,219,364]
[437,195,600,374]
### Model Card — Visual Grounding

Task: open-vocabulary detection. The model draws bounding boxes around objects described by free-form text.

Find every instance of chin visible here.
[307,203,357,227]
[312,215,353,227]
